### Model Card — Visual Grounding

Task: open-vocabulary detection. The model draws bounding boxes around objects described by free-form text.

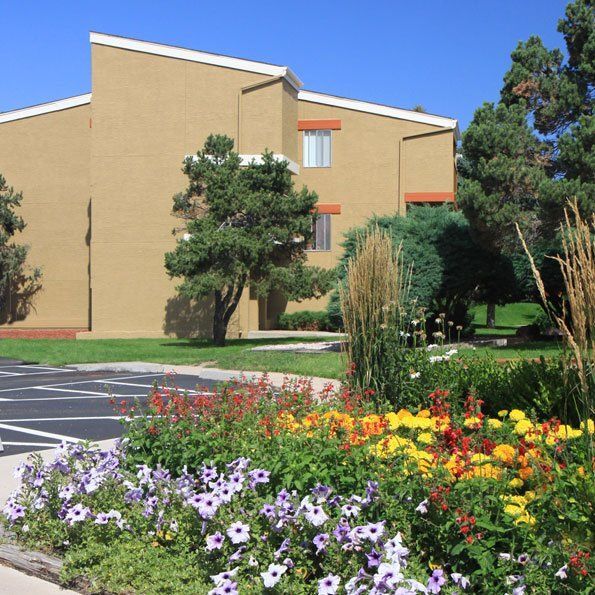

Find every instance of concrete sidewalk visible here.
[0,564,78,594]
[69,362,341,393]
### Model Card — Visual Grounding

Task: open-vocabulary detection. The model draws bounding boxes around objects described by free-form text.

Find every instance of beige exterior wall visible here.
[402,130,456,196]
[87,44,286,338]
[0,105,90,328]
[280,101,453,316]
[1,36,457,337]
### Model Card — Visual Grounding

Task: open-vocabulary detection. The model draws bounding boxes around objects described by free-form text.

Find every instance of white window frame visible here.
[307,213,331,252]
[303,129,332,168]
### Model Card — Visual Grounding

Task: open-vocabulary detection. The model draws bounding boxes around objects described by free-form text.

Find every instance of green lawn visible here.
[0,337,346,379]
[0,334,563,380]
[470,302,543,336]
[459,340,562,360]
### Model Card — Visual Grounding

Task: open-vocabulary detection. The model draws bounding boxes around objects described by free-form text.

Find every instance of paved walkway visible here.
[247,329,345,339]
[70,362,340,393]
[0,565,78,594]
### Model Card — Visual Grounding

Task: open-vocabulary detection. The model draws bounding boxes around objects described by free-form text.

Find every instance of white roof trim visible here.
[0,93,91,124]
[298,90,460,138]
[240,154,300,175]
[187,153,300,175]
[90,32,303,91]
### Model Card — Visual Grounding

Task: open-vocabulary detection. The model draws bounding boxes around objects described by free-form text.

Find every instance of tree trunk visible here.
[212,281,246,346]
[486,302,496,329]
[213,293,228,346]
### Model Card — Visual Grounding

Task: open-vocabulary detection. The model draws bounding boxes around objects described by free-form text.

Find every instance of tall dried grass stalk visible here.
[516,200,594,441]
[339,228,411,399]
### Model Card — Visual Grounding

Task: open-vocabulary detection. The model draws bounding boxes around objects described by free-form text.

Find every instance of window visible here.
[308,214,331,251]
[303,129,332,167]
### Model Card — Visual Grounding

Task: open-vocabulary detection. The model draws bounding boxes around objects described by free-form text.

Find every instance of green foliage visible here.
[459,0,594,325]
[165,134,334,345]
[457,102,551,252]
[124,378,371,494]
[454,356,589,423]
[62,539,211,595]
[0,173,41,322]
[277,310,337,331]
[334,206,512,330]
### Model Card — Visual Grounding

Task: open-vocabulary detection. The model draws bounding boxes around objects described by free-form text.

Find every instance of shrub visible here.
[331,206,517,333]
[277,310,337,332]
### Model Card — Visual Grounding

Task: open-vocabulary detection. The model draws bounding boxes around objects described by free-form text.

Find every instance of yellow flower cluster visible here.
[502,492,537,526]
[277,405,591,493]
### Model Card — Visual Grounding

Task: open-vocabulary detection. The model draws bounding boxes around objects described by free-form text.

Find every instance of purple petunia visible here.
[65,503,91,525]
[198,495,221,520]
[208,579,238,595]
[304,504,329,527]
[226,521,250,544]
[427,569,446,594]
[359,521,385,543]
[341,504,360,518]
[318,573,340,595]
[3,500,26,523]
[260,563,287,588]
[451,572,470,590]
[366,548,382,568]
[555,565,568,580]
[248,469,270,487]
[206,531,225,551]
[415,499,429,515]
[313,533,329,555]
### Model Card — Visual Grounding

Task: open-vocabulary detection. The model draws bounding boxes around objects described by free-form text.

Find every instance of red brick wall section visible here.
[0,328,86,339]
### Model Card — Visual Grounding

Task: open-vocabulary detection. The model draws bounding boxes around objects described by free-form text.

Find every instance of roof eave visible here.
[90,32,303,90]
[0,93,92,124]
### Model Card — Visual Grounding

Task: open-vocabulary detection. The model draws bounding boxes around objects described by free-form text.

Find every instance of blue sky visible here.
[1,0,569,130]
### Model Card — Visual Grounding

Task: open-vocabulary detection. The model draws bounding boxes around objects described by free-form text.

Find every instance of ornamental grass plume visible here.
[516,199,594,456]
[339,227,412,407]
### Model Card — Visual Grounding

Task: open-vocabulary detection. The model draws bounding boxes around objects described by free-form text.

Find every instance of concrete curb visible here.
[68,362,341,393]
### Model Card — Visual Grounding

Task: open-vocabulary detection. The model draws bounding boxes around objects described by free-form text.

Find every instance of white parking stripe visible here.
[2,393,147,403]
[36,386,110,395]
[0,370,69,378]
[0,423,79,443]
[2,442,60,447]
[100,380,206,394]
[0,373,164,393]
[0,365,67,371]
[1,416,122,422]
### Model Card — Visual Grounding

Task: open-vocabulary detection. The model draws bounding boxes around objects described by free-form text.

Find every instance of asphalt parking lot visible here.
[0,360,218,456]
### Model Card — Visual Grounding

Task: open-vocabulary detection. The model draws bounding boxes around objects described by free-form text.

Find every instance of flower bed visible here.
[3,376,594,593]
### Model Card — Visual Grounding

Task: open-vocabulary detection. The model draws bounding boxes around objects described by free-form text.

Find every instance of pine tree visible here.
[165,135,334,345]
[0,174,41,321]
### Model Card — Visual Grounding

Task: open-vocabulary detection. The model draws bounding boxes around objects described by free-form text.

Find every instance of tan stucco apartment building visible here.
[0,32,459,339]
